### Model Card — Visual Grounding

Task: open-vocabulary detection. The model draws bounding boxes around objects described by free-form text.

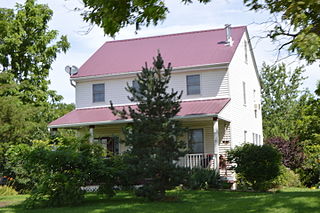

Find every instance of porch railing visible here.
[177,153,217,170]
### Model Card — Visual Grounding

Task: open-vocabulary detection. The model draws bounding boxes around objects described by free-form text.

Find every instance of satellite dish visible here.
[70,66,78,75]
[65,65,71,75]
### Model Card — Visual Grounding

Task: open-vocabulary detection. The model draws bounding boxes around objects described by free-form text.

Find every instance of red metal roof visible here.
[72,26,246,78]
[49,98,230,128]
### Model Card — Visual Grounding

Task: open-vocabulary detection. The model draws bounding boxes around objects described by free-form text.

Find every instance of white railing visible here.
[177,153,217,169]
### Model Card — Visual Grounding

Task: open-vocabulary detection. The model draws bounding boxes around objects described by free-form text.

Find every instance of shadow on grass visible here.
[1,189,319,213]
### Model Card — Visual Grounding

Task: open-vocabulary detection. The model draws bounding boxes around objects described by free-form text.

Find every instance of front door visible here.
[94,136,120,156]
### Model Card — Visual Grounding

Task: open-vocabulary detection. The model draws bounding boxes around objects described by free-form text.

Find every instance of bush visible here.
[272,166,301,188]
[186,168,220,190]
[6,136,117,208]
[0,186,18,196]
[228,144,282,191]
[297,143,320,187]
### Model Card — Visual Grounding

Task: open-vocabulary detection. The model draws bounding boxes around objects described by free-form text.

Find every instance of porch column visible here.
[213,117,219,171]
[89,125,95,143]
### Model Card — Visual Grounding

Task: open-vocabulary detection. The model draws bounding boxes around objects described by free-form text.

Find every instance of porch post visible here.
[213,117,219,171]
[89,125,95,143]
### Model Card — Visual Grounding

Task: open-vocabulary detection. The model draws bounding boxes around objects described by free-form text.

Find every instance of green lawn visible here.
[0,188,319,213]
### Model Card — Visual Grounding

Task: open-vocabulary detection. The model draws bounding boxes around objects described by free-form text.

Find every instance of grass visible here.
[0,188,319,213]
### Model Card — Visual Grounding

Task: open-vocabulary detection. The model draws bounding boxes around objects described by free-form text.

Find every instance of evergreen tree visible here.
[111,52,186,200]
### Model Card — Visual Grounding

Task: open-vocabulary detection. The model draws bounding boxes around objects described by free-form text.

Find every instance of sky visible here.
[2,0,320,104]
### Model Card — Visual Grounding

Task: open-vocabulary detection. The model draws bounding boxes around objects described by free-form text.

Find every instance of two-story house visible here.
[49,25,263,176]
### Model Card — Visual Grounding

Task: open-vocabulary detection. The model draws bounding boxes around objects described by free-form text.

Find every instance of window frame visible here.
[92,83,105,103]
[186,74,201,95]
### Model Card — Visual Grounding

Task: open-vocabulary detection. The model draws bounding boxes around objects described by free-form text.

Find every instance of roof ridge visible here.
[104,26,246,45]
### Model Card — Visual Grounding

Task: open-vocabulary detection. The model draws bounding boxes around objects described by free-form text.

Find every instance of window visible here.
[243,81,246,106]
[253,133,255,144]
[94,137,120,156]
[187,74,200,95]
[254,109,257,118]
[244,40,248,64]
[132,80,141,96]
[93,83,105,102]
[189,129,204,153]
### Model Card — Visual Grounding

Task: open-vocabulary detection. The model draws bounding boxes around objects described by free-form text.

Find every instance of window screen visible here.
[187,75,200,95]
[93,83,105,102]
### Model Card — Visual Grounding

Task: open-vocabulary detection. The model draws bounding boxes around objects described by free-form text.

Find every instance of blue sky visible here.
[2,0,320,103]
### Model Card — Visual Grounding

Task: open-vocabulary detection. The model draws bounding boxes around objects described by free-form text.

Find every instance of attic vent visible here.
[225,24,234,46]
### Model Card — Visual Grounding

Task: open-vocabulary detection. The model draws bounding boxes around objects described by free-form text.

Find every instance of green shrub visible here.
[228,144,282,191]
[272,166,301,188]
[0,186,18,196]
[6,136,117,208]
[186,168,220,190]
[298,143,320,187]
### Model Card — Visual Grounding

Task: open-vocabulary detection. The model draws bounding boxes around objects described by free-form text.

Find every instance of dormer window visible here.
[92,83,105,102]
[187,74,200,95]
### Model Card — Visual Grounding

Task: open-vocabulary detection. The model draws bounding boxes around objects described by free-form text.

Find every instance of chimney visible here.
[225,24,234,46]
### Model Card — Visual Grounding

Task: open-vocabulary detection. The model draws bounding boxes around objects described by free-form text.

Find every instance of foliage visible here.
[294,88,320,187]
[272,166,301,188]
[5,136,117,208]
[228,144,282,191]
[298,142,320,187]
[261,63,305,140]
[0,0,70,105]
[110,52,186,200]
[186,168,220,190]
[244,0,320,64]
[266,137,304,170]
[81,0,210,36]
[0,0,73,176]
[0,186,18,196]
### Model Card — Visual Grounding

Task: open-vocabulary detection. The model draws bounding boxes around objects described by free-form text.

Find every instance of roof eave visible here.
[70,62,230,82]
[48,113,227,129]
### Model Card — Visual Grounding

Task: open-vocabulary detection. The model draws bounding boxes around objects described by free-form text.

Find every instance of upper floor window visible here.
[243,81,247,106]
[187,74,200,95]
[132,80,141,93]
[92,83,105,102]
[244,40,248,64]
[188,129,204,154]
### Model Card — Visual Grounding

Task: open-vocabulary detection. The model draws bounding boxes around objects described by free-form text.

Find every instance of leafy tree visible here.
[244,0,320,64]
[110,53,186,200]
[81,0,210,37]
[294,88,320,186]
[265,137,304,170]
[228,144,282,191]
[81,0,320,64]
[0,0,73,176]
[0,0,70,105]
[261,63,305,140]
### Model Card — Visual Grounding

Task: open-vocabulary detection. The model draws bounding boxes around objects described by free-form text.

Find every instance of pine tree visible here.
[110,52,186,200]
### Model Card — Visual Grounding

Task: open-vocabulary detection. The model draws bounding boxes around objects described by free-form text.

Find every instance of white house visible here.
[49,25,263,177]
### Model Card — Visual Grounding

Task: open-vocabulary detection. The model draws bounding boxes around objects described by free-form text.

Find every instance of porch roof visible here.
[49,98,230,128]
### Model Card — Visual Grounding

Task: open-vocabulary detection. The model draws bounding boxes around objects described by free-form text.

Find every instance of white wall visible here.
[219,32,263,147]
[75,69,229,108]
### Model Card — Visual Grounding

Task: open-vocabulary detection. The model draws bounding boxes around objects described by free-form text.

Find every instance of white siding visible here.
[219,32,263,148]
[75,69,229,108]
